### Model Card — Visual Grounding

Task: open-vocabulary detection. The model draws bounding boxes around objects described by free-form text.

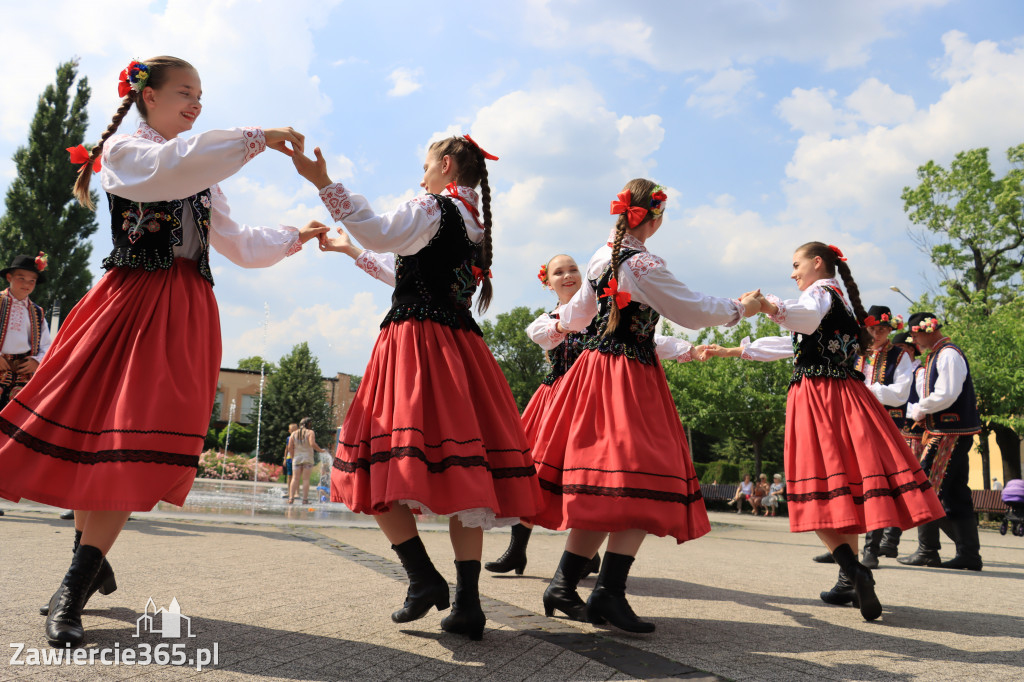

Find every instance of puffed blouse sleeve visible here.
[208,185,300,268]
[354,250,397,287]
[101,127,266,202]
[761,281,834,335]
[655,334,694,362]
[740,335,794,361]
[319,183,444,256]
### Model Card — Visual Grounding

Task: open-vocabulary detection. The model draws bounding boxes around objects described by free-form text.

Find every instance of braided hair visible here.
[603,178,658,337]
[428,136,494,313]
[73,56,196,210]
[797,241,871,352]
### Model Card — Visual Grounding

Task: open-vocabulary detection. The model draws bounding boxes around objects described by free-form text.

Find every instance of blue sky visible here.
[2,0,1023,376]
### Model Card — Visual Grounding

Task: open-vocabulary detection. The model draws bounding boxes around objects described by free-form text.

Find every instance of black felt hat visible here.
[891,332,918,355]
[864,305,899,328]
[907,312,941,332]
[1,253,47,284]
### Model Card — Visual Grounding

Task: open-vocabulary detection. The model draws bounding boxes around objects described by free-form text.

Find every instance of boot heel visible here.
[435,590,450,612]
[514,559,526,576]
[97,573,117,596]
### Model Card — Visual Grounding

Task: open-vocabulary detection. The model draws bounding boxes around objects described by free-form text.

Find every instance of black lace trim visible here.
[333,445,535,479]
[581,335,657,365]
[790,365,865,384]
[10,398,206,439]
[538,478,704,505]
[0,415,199,468]
[786,479,932,504]
[536,460,699,484]
[339,426,527,453]
[381,304,482,336]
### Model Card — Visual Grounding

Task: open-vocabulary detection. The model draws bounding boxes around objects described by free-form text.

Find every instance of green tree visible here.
[0,60,98,315]
[480,306,549,411]
[254,342,333,464]
[219,422,257,454]
[238,356,277,375]
[663,318,791,477]
[901,144,1024,316]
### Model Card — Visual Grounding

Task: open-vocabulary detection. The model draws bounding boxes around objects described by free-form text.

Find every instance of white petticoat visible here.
[399,499,519,530]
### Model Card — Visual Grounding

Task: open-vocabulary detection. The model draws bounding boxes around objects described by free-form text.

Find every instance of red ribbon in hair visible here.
[828,244,847,262]
[472,266,492,285]
[462,134,499,161]
[600,277,632,309]
[67,144,101,173]
[444,181,486,231]
[610,190,648,228]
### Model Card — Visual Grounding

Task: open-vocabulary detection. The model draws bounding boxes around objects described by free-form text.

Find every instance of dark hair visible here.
[299,417,312,429]
[73,56,196,210]
[796,241,871,352]
[428,136,493,313]
[603,178,658,337]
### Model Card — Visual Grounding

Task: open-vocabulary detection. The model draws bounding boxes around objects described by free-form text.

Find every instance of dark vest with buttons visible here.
[856,342,909,428]
[790,285,864,384]
[922,339,981,435]
[582,249,659,366]
[540,312,595,386]
[381,194,482,336]
[104,191,214,285]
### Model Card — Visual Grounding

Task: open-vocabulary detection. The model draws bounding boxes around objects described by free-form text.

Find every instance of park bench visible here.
[971,489,1007,514]
[700,483,739,502]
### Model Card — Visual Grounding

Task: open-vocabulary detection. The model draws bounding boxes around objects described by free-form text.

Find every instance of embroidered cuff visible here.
[241,127,266,163]
[355,250,383,279]
[739,336,754,361]
[284,226,302,257]
[676,349,694,363]
[764,294,787,324]
[320,183,356,222]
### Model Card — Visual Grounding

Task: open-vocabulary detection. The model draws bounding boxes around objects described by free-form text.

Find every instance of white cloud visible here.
[387,67,423,97]
[686,68,759,117]
[844,78,917,126]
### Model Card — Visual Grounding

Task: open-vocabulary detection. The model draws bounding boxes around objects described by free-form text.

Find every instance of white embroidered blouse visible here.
[740,278,852,361]
[101,123,300,267]
[0,293,51,361]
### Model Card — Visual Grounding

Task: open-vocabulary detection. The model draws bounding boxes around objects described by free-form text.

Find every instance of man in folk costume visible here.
[1,253,52,411]
[899,312,983,571]
[892,331,926,460]
[854,305,913,568]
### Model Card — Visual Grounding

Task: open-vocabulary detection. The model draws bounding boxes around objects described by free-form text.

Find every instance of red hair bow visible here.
[610,190,648,228]
[828,244,847,262]
[472,266,492,285]
[67,144,101,173]
[600,277,632,309]
[463,134,499,161]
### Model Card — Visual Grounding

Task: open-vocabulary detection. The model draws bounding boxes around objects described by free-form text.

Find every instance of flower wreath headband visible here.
[610,186,668,228]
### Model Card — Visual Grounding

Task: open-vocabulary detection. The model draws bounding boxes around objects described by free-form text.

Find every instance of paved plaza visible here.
[1,499,1022,681]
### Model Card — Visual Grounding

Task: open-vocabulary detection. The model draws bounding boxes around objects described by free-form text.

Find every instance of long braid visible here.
[73,93,135,210]
[603,216,629,336]
[836,260,872,352]
[476,152,493,314]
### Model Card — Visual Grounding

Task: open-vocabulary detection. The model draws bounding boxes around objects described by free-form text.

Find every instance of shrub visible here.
[197,450,283,482]
[701,460,740,484]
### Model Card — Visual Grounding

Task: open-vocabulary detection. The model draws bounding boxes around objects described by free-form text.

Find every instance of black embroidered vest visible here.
[581,249,659,365]
[790,286,864,384]
[381,194,482,336]
[901,365,926,440]
[923,340,981,435]
[540,313,595,386]
[856,343,909,428]
[104,191,215,285]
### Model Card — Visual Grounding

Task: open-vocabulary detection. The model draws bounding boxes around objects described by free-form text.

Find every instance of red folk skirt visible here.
[527,349,710,544]
[520,382,554,444]
[784,376,945,534]
[331,318,543,524]
[0,260,220,511]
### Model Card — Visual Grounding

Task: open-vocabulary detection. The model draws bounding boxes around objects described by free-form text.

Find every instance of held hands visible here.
[318,227,363,260]
[699,343,742,360]
[297,220,330,245]
[291,147,333,190]
[738,289,762,318]
[264,128,304,157]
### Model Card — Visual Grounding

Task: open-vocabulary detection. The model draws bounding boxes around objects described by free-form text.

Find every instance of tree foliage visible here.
[238,356,276,375]
[0,60,98,315]
[219,422,257,454]
[663,317,791,476]
[253,342,333,464]
[901,144,1024,316]
[480,305,549,411]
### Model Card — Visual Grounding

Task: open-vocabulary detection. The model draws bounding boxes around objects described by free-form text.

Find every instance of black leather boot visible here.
[41,530,117,616]
[831,543,881,621]
[45,544,105,646]
[543,551,594,622]
[819,569,857,606]
[897,520,942,567]
[812,551,836,563]
[878,527,902,557]
[581,552,601,580]
[939,516,983,571]
[862,529,882,569]
[484,524,531,575]
[390,537,450,623]
[440,560,486,640]
[586,552,654,633]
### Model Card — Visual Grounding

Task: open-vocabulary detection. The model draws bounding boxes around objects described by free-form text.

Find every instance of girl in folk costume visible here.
[486,254,699,577]
[294,135,543,641]
[529,179,758,633]
[0,56,326,647]
[703,242,944,621]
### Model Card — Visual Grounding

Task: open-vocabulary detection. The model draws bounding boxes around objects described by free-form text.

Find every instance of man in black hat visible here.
[1,253,52,412]
[898,312,983,571]
[854,305,915,568]
[892,330,927,459]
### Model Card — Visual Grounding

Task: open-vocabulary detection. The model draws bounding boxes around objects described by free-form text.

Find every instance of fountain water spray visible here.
[222,398,236,492]
[252,302,270,510]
